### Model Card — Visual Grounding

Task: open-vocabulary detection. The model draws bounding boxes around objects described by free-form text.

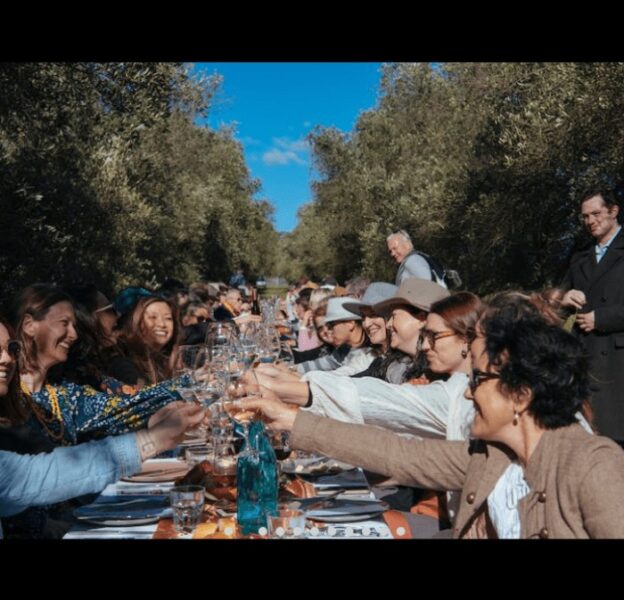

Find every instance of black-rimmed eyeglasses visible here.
[469,368,501,394]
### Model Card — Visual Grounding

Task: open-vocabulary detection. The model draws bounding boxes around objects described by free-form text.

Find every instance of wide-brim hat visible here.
[373,278,450,317]
[324,296,362,324]
[342,282,398,317]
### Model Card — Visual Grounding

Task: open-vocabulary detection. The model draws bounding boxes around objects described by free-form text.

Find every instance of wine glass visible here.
[205,322,237,354]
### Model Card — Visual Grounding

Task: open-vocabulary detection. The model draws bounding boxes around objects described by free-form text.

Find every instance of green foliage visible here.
[280,62,624,294]
[0,63,277,306]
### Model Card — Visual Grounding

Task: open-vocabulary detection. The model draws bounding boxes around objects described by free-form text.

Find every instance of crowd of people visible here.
[2,187,624,539]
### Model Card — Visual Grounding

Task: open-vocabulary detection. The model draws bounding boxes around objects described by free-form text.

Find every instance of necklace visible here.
[20,379,66,443]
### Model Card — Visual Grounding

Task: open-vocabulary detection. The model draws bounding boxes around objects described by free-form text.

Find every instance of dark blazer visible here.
[562,228,624,439]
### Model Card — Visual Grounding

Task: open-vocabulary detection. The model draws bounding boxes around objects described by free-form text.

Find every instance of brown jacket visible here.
[291,411,624,538]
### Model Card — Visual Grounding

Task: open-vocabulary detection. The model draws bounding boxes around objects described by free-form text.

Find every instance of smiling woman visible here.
[8,284,190,446]
[108,295,180,389]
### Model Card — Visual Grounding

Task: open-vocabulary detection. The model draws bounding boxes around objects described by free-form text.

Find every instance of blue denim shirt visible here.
[0,432,141,530]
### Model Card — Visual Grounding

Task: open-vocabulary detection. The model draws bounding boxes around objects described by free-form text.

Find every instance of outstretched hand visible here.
[147,402,206,452]
[239,392,299,432]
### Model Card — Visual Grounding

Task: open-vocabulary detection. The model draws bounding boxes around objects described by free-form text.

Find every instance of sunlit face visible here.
[360,307,387,346]
[420,313,469,374]
[328,320,355,346]
[227,293,243,315]
[314,317,334,346]
[141,301,174,350]
[387,306,426,357]
[28,301,78,370]
[581,195,620,245]
[387,236,413,264]
[0,324,18,397]
[465,323,515,441]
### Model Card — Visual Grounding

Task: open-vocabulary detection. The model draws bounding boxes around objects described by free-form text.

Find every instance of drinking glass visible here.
[265,504,306,539]
[170,485,205,536]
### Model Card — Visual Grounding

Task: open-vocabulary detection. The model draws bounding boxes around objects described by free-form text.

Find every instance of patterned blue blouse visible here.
[27,375,190,445]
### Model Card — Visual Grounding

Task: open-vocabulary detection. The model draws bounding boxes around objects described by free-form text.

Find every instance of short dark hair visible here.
[480,309,589,430]
[580,189,619,211]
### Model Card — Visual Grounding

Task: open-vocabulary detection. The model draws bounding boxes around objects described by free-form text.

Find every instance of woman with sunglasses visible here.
[9,284,194,447]
[0,315,205,538]
[247,295,624,538]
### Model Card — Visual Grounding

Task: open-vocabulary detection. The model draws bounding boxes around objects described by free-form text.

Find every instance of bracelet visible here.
[136,430,158,461]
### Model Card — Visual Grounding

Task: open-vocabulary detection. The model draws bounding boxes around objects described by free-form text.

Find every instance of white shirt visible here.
[302,371,473,521]
[487,462,531,539]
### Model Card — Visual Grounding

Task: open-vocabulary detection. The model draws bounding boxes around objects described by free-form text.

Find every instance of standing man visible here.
[387,230,447,288]
[561,189,624,444]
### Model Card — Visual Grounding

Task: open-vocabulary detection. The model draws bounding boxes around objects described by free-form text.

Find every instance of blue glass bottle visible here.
[236,421,278,535]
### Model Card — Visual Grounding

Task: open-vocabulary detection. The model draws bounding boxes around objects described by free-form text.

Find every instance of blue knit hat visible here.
[112,287,155,318]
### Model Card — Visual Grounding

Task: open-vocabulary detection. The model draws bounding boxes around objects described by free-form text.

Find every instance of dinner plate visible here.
[74,516,161,527]
[121,460,189,483]
[73,496,170,525]
[304,499,389,523]
[307,512,384,524]
[280,457,354,476]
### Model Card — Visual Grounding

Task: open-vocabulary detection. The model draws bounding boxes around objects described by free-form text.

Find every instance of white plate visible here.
[305,499,389,523]
[75,516,160,527]
[307,511,385,523]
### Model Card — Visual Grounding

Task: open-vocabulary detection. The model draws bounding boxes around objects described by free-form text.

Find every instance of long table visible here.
[64,458,398,540]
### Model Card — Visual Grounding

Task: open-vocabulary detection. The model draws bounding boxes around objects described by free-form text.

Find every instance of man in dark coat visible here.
[561,189,624,444]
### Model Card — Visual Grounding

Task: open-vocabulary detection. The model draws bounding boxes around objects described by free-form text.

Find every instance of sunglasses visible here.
[0,340,21,360]
[469,368,501,394]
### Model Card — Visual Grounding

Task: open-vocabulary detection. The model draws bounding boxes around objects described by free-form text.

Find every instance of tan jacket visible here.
[292,411,624,538]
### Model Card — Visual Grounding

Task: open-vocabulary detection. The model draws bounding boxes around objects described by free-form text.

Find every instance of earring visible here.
[461,349,468,359]
[513,410,519,426]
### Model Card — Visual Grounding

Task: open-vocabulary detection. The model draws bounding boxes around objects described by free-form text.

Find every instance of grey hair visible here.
[386,230,413,245]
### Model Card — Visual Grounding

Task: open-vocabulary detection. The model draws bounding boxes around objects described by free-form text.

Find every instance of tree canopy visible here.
[0,62,279,305]
[278,63,624,294]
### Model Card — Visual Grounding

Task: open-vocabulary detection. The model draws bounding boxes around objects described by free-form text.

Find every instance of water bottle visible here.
[236,421,278,535]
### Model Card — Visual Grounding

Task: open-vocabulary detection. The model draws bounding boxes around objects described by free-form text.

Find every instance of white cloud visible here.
[263,149,307,166]
[274,137,310,152]
[262,136,310,166]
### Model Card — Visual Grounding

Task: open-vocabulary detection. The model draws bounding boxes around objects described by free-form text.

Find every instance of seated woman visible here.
[106,293,180,391]
[0,315,204,537]
[61,284,120,390]
[293,287,320,352]
[292,299,346,369]
[9,284,192,446]
[247,295,624,538]
[344,281,424,384]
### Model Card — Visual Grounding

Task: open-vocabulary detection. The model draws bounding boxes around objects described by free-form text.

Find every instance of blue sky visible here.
[191,63,384,232]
